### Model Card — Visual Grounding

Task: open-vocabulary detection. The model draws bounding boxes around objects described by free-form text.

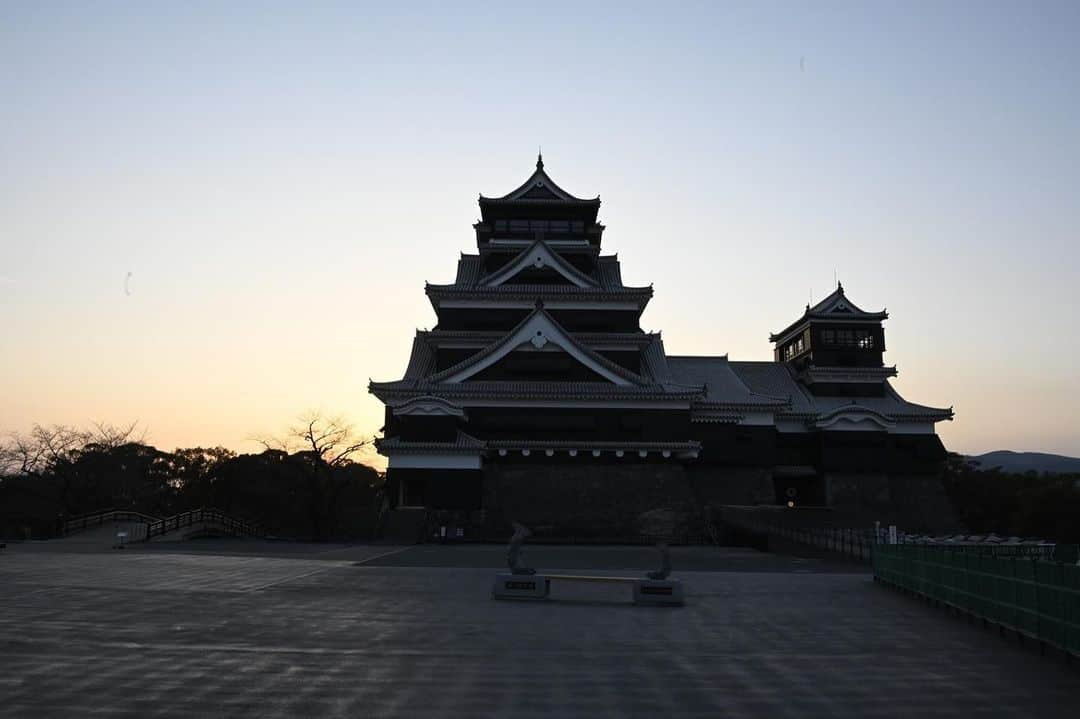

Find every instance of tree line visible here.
[941,453,1080,543]
[4,423,1077,544]
[0,416,384,541]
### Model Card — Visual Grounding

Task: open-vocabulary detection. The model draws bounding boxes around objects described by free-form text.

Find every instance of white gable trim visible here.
[480,241,597,288]
[816,406,895,431]
[808,285,870,316]
[507,168,570,198]
[442,312,635,386]
[500,167,579,201]
[391,396,466,418]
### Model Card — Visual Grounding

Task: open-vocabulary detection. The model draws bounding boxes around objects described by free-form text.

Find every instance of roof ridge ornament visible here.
[536,148,543,170]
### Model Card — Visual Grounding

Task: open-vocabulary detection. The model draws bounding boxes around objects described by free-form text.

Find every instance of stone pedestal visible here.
[632,579,684,606]
[492,573,550,600]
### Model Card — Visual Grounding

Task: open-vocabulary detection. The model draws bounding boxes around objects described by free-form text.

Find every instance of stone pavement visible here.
[1,542,1077,718]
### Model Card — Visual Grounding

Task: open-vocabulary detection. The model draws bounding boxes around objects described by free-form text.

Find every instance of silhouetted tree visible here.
[1,419,384,541]
[1,423,142,515]
[941,453,1080,543]
[167,446,237,509]
[256,413,376,540]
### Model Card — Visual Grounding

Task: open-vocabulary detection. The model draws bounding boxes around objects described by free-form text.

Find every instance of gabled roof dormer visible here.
[770,283,889,344]
[478,238,599,288]
[426,303,644,386]
[478,154,601,226]
[804,282,887,320]
[480,153,599,204]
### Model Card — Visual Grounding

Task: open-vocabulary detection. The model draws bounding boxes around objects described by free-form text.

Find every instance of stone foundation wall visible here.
[459,461,957,542]
[686,466,775,506]
[482,460,700,541]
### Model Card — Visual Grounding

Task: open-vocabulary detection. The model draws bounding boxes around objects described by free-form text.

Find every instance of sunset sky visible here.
[2,2,1078,465]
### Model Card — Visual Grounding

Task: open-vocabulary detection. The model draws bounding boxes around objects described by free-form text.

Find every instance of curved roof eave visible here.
[478,154,599,203]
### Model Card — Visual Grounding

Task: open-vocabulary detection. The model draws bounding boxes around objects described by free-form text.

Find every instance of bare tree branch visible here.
[251,412,373,467]
[0,421,143,483]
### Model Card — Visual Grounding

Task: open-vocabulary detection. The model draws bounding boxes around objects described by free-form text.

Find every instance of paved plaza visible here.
[1,539,1077,717]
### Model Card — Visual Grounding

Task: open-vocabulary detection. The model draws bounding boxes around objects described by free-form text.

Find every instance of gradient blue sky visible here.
[2,1,1078,462]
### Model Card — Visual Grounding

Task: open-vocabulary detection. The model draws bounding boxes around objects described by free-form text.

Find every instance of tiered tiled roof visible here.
[453,255,483,285]
[478,154,600,206]
[418,329,657,348]
[596,256,623,287]
[725,361,816,414]
[425,282,653,306]
[770,283,889,342]
[370,380,706,403]
[432,244,646,307]
[727,360,952,423]
[810,389,954,422]
[423,306,646,386]
[375,431,486,454]
[372,302,709,405]
[477,238,599,288]
[372,157,953,451]
[667,356,789,410]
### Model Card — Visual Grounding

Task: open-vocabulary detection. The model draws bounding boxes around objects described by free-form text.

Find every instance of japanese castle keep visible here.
[371,156,955,540]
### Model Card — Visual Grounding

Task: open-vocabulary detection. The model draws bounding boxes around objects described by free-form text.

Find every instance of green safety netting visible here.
[872,544,1080,655]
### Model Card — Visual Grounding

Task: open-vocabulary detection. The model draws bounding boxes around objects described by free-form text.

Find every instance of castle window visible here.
[783,336,806,361]
[822,329,874,349]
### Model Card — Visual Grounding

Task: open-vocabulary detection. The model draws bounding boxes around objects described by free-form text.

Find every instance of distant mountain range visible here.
[968,451,1080,475]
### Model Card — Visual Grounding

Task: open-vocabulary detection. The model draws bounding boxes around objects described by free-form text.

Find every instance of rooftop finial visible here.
[837,280,844,294]
[536,147,543,170]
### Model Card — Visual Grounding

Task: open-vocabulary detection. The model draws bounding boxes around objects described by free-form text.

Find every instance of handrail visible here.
[719,506,877,563]
[145,508,262,540]
[718,506,1061,564]
[62,509,161,536]
[62,507,261,540]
